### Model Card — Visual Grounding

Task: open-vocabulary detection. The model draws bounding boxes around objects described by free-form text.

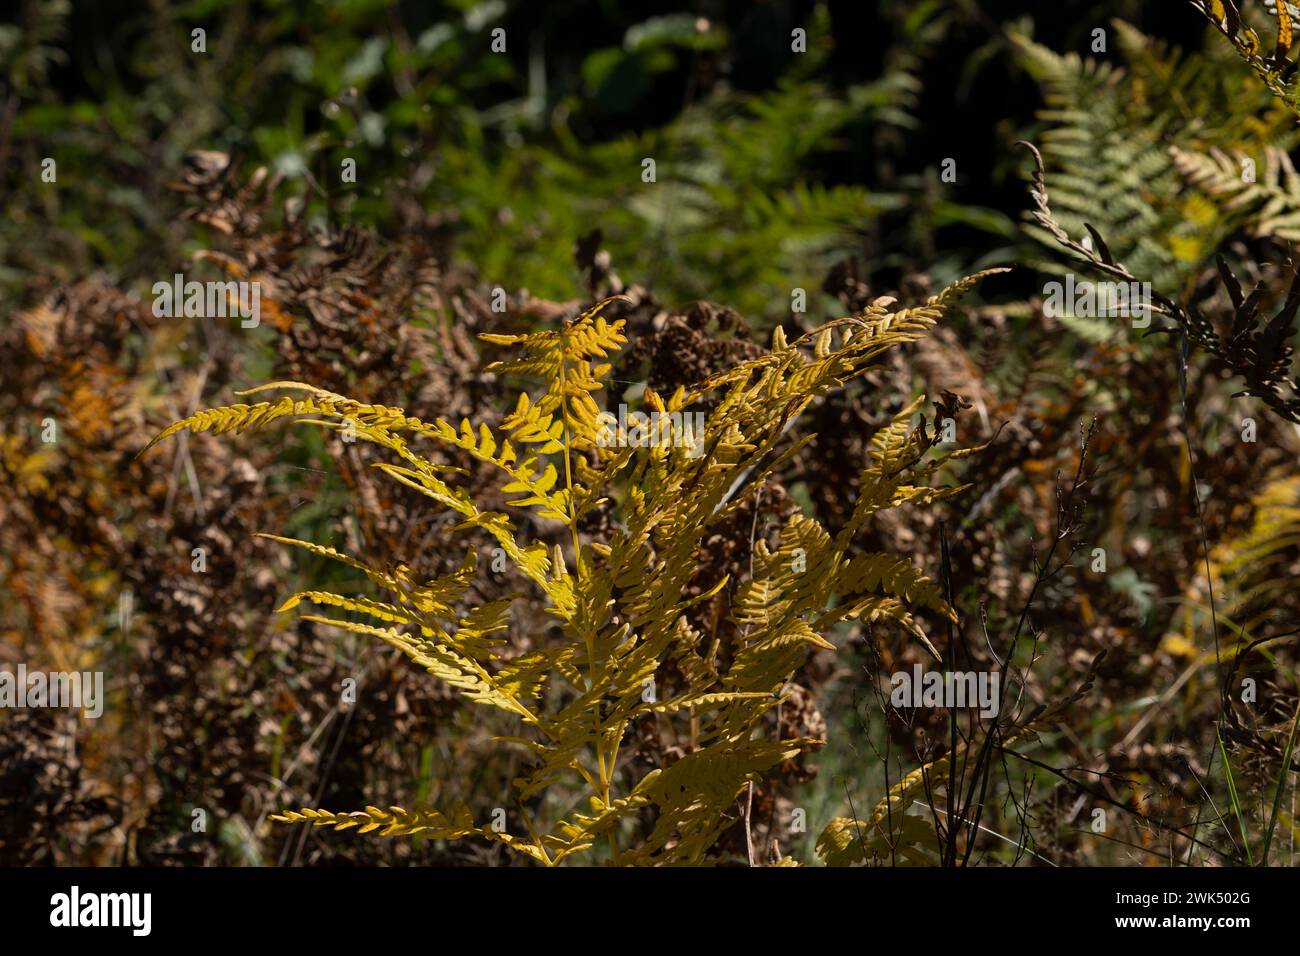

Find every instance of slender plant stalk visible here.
[1260,689,1300,866]
[1217,728,1253,866]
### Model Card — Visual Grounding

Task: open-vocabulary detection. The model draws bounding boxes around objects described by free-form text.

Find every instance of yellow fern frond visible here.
[145,268,1005,865]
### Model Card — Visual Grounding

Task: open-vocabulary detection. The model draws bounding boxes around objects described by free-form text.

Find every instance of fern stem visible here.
[557,329,593,687]
[516,800,554,867]
[558,324,616,850]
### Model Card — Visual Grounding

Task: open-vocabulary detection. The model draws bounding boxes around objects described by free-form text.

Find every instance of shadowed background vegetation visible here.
[3,0,1299,866]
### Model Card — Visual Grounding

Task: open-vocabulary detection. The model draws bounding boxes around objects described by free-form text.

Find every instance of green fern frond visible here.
[1171,143,1300,241]
[1013,19,1299,296]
